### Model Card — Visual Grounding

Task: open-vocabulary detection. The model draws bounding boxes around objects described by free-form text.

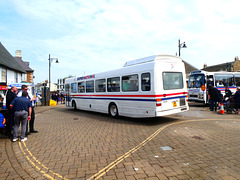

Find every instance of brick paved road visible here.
[0,103,240,179]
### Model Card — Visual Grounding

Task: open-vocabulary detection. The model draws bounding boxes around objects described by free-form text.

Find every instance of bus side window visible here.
[122,77,130,92]
[122,74,138,92]
[95,79,106,92]
[229,80,234,87]
[215,74,234,87]
[86,80,94,93]
[107,77,120,92]
[78,81,85,93]
[71,83,77,93]
[163,72,183,90]
[236,76,240,86]
[216,80,224,87]
[141,73,151,91]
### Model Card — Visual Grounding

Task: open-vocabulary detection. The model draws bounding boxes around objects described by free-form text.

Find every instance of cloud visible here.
[1,0,240,83]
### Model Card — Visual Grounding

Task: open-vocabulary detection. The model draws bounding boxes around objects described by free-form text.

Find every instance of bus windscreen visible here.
[188,74,205,88]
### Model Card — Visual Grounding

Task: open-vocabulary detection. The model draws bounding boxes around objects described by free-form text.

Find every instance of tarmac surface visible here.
[0,102,240,180]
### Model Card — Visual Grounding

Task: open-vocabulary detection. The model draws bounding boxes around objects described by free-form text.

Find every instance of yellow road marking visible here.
[19,141,56,180]
[19,117,239,180]
[88,118,239,179]
[18,107,68,179]
[22,142,68,179]
[19,141,68,179]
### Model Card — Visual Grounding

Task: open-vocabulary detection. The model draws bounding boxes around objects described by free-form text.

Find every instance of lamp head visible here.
[182,42,187,48]
[55,59,59,63]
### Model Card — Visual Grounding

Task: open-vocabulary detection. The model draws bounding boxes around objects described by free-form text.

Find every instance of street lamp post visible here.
[178,39,187,57]
[48,54,59,93]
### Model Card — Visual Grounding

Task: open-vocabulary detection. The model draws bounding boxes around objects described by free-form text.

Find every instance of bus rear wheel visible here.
[72,101,77,110]
[109,103,118,118]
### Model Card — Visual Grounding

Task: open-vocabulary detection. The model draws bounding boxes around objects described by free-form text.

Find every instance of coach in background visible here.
[10,91,32,142]
[18,85,37,134]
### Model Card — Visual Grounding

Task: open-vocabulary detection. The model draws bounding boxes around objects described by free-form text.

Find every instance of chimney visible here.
[235,56,239,61]
[203,64,207,69]
[16,50,22,58]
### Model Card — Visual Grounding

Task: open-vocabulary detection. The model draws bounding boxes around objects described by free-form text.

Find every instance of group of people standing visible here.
[208,84,240,112]
[5,85,37,142]
[51,92,65,104]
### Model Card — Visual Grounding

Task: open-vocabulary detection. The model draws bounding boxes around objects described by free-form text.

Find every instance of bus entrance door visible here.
[65,84,71,107]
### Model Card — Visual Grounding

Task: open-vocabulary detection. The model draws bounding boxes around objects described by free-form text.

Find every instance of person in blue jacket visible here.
[10,91,32,142]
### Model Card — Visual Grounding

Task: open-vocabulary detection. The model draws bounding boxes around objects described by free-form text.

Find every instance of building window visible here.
[1,68,6,83]
[21,74,26,82]
[14,72,18,83]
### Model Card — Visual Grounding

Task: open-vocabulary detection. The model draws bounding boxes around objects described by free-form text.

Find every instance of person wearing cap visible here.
[18,85,37,134]
[10,91,32,142]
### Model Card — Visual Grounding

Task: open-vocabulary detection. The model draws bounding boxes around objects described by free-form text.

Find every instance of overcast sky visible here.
[0,0,240,84]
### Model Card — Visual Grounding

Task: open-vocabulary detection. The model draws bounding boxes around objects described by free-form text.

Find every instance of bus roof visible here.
[190,70,207,74]
[65,54,183,83]
[190,70,240,76]
[124,55,181,67]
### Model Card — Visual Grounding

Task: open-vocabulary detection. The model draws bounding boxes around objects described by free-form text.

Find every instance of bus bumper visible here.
[156,105,189,116]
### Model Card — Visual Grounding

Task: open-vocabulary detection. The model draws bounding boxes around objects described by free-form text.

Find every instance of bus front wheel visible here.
[109,103,118,118]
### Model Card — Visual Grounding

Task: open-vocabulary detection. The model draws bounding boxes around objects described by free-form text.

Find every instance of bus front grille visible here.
[189,95,198,98]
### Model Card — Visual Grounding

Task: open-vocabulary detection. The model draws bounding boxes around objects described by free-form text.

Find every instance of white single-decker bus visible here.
[65,55,189,118]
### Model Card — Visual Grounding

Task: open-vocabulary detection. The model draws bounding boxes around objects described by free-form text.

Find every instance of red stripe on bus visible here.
[70,92,187,98]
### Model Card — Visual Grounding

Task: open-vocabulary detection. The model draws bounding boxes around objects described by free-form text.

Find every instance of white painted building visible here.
[57,76,75,93]
[0,67,26,84]
[35,82,58,95]
[0,42,26,89]
[0,42,27,107]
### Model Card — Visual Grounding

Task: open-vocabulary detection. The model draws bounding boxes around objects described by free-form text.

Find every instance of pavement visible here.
[0,102,240,180]
[0,103,63,180]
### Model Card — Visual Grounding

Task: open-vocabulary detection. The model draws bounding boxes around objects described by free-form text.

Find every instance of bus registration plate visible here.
[173,101,177,107]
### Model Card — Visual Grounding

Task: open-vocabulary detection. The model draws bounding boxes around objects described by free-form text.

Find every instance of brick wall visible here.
[27,72,33,83]
[233,60,240,71]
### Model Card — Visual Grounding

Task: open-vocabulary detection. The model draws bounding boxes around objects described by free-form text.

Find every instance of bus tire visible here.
[109,103,118,118]
[72,101,77,110]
